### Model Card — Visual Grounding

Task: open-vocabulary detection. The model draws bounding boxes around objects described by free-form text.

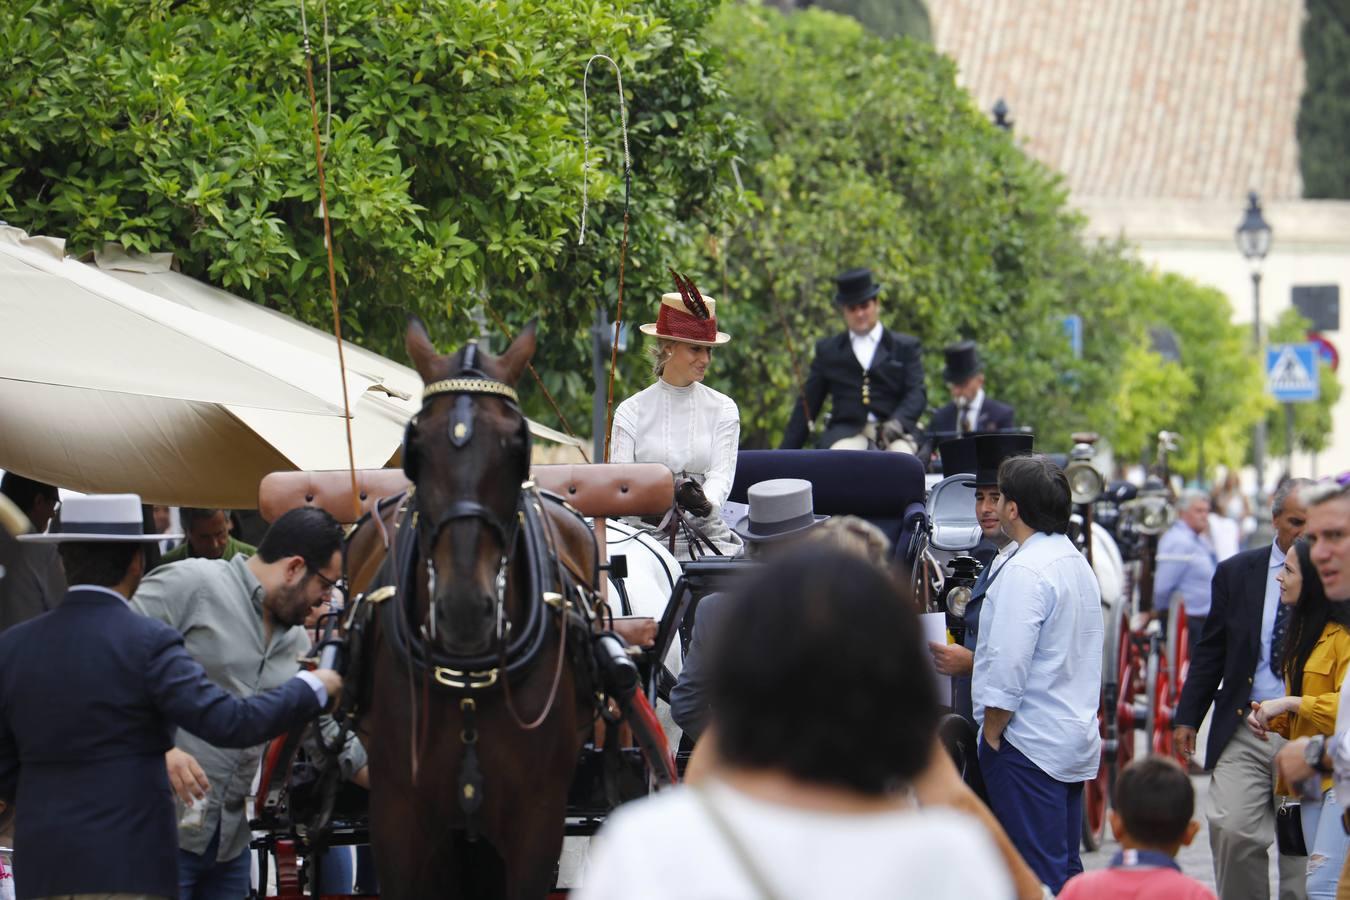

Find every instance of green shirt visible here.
[156,534,256,568]
[131,555,366,860]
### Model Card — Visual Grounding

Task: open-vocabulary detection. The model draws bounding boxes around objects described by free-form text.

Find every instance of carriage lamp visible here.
[941,555,982,624]
[1126,478,1175,536]
[1065,443,1104,505]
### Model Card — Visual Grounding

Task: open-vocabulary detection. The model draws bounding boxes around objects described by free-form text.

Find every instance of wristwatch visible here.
[1306,734,1334,775]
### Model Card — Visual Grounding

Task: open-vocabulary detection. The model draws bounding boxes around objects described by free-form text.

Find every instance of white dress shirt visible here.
[973,531,1104,783]
[1251,543,1288,704]
[959,388,986,434]
[849,322,883,372]
[610,378,740,509]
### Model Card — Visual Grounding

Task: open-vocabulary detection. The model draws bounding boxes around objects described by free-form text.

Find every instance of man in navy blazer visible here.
[780,268,927,450]
[1172,478,1311,900]
[0,494,340,900]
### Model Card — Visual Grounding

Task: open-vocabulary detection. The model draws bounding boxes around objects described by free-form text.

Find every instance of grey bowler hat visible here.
[732,478,829,543]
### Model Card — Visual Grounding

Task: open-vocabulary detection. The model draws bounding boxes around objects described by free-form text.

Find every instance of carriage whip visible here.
[297,0,361,521]
[580,54,631,462]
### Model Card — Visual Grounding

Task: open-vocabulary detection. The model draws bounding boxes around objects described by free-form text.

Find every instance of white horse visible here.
[599,517,686,679]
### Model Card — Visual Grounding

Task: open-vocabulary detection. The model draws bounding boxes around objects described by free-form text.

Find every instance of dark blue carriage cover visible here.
[729,450,927,560]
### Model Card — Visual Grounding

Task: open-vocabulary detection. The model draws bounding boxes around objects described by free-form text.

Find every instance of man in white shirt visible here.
[928,341,1015,439]
[973,454,1103,894]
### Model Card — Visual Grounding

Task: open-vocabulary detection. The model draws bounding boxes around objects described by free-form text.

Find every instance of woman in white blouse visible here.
[611,278,742,558]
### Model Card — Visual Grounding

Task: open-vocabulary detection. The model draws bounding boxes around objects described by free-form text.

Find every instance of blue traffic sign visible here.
[1266,343,1320,403]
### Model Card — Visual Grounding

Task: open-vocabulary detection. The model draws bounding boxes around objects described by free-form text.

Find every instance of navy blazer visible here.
[0,587,321,899]
[928,397,1015,439]
[780,328,927,449]
[669,592,732,742]
[1174,547,1270,768]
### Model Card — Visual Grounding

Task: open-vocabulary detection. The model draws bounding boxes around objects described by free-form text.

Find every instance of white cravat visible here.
[850,322,883,371]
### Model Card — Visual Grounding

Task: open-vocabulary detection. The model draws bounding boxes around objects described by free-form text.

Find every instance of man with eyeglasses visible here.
[131,505,369,897]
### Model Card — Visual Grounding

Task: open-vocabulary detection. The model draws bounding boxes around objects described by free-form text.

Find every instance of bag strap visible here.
[692,784,782,900]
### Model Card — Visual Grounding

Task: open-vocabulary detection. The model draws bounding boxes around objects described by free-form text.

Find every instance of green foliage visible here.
[808,0,932,41]
[0,0,746,425]
[0,0,1277,477]
[1298,0,1350,198]
[1266,307,1342,456]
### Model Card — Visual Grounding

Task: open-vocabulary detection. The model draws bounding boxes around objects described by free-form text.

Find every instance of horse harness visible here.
[341,348,606,835]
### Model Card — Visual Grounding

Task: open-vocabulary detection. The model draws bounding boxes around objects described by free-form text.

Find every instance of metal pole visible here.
[1251,269,1267,508]
[591,304,609,464]
[1285,402,1295,478]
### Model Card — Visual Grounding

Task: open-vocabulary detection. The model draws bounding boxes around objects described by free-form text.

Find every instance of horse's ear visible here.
[405,316,442,383]
[497,319,537,386]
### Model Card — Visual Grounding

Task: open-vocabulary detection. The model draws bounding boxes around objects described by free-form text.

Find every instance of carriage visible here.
[241,322,1187,896]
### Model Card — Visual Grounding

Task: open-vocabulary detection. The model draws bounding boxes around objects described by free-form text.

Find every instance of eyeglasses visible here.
[309,567,347,595]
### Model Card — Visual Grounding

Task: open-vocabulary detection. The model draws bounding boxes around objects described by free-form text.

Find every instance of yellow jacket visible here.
[1272,621,1350,795]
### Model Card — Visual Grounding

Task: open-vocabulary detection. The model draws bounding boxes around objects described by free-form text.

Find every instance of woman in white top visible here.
[611,273,741,558]
[576,547,1017,900]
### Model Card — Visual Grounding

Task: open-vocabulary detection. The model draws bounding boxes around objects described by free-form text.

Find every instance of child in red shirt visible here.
[1059,756,1216,899]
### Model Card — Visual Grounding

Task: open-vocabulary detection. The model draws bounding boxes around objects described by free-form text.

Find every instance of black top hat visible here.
[937,437,978,479]
[833,268,882,307]
[963,433,1035,486]
[943,340,982,385]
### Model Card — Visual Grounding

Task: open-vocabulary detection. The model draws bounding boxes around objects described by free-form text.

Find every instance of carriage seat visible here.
[728,450,927,560]
[258,463,675,524]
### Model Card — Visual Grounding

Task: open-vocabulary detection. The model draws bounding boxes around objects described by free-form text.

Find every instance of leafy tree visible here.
[0,0,746,429]
[808,0,932,41]
[1298,0,1350,198]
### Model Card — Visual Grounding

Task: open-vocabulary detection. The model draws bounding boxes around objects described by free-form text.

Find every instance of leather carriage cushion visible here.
[258,469,412,524]
[531,463,673,518]
[257,463,675,524]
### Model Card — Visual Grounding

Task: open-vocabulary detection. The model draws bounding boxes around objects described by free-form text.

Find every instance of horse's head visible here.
[403,317,536,659]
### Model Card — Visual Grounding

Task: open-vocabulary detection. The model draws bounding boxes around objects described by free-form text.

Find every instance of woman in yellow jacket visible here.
[1248,538,1350,900]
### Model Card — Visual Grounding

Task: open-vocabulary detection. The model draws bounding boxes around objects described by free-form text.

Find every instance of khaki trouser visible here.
[829,422,917,454]
[1207,725,1307,900]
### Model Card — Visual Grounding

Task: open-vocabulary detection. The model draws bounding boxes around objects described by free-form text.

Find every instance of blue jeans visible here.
[979,734,1084,894]
[178,824,251,900]
[1300,787,1350,900]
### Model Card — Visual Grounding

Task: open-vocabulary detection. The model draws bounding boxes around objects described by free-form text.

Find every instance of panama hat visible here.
[18,493,182,543]
[638,270,731,348]
[732,478,828,543]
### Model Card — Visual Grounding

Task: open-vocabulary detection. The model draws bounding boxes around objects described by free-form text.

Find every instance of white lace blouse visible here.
[610,378,740,509]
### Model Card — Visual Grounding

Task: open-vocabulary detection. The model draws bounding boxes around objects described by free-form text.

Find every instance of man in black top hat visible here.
[929,340,1015,439]
[929,433,1034,723]
[780,267,927,450]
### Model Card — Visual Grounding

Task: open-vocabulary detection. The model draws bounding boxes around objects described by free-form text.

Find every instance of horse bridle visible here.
[404,343,532,566]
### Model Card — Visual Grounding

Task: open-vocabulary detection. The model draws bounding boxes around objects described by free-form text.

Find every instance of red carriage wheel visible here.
[1113,612,1138,779]
[1081,707,1110,850]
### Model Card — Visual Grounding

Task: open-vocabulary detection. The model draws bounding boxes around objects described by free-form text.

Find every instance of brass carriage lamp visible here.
[1129,477,1176,536]
[1065,432,1105,505]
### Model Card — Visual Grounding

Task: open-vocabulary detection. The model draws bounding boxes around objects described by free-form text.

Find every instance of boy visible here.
[1059,756,1216,899]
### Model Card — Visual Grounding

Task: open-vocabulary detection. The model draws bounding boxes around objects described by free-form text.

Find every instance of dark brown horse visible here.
[344,320,599,898]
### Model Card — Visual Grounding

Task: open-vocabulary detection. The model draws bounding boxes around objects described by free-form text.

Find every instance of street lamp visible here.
[991,98,1013,132]
[1235,190,1272,506]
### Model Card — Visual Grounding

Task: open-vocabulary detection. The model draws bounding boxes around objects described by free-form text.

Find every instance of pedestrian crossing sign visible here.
[1266,343,1320,402]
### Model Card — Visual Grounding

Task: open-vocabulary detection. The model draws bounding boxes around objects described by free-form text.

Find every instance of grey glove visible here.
[879,418,908,448]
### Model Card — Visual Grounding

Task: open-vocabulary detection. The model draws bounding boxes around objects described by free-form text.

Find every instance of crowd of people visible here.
[0,262,1346,900]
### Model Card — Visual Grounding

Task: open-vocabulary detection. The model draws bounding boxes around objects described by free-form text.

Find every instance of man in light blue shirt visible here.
[1154,489,1219,659]
[974,454,1103,894]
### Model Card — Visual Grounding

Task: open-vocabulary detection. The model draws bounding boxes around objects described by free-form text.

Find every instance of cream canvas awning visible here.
[0,227,584,506]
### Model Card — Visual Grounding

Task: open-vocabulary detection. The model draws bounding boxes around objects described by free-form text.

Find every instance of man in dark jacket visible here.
[928,341,1015,440]
[780,268,927,450]
[1172,478,1312,900]
[0,493,340,900]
